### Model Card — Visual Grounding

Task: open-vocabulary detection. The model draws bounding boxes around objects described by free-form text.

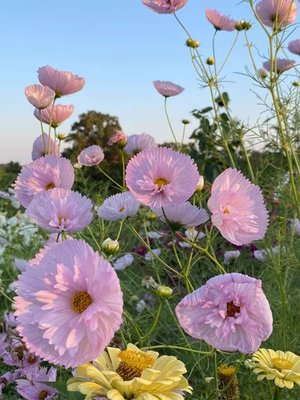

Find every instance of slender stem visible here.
[0,288,13,303]
[120,149,126,188]
[141,301,163,341]
[38,109,46,153]
[87,226,102,252]
[96,166,123,190]
[164,97,178,147]
[273,386,281,400]
[116,219,124,241]
[213,350,219,397]
[216,32,239,77]
[142,344,213,355]
[240,133,255,182]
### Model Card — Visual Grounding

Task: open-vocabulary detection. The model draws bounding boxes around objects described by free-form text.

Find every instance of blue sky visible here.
[1,0,299,164]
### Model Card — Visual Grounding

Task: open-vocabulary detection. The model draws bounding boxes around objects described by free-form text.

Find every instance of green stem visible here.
[116,219,124,241]
[213,349,219,397]
[96,166,123,190]
[164,97,178,147]
[240,133,255,182]
[273,386,281,400]
[87,226,102,252]
[142,301,163,341]
[142,344,213,355]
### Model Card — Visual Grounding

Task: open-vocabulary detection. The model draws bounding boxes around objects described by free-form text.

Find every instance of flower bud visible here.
[145,211,157,221]
[292,81,300,87]
[57,133,66,141]
[206,57,215,66]
[182,119,190,125]
[156,285,173,299]
[235,20,252,31]
[185,38,199,48]
[101,238,120,256]
[196,176,204,191]
[258,68,268,80]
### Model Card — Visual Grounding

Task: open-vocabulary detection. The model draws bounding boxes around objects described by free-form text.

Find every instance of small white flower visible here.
[136,299,146,313]
[145,248,161,261]
[0,215,7,228]
[147,231,162,239]
[113,254,134,271]
[224,250,240,265]
[291,218,300,236]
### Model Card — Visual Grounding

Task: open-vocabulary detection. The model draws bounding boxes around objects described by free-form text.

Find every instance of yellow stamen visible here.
[117,349,155,381]
[226,301,240,318]
[39,390,49,400]
[71,291,93,314]
[154,177,169,189]
[46,182,55,190]
[218,364,236,377]
[272,358,293,370]
[223,208,230,214]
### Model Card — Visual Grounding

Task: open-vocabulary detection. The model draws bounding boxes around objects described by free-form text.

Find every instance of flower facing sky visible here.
[142,0,188,14]
[153,80,184,97]
[152,202,209,227]
[31,134,58,160]
[288,39,300,55]
[14,239,123,368]
[126,146,200,207]
[251,348,300,388]
[262,58,296,73]
[124,133,156,156]
[205,9,237,31]
[176,273,273,353]
[24,84,55,109]
[208,168,269,245]
[34,104,74,127]
[97,192,140,221]
[256,0,297,29]
[14,155,74,208]
[77,145,104,166]
[67,343,192,399]
[26,188,93,233]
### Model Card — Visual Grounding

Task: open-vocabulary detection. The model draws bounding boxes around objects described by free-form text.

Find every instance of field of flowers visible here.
[1,0,300,399]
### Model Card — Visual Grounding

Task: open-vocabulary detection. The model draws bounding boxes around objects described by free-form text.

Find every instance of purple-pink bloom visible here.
[205,9,237,31]
[262,58,296,73]
[14,239,123,368]
[24,84,55,109]
[38,65,85,97]
[14,155,74,208]
[256,0,297,28]
[208,168,268,246]
[142,0,188,14]
[288,38,300,55]
[176,273,273,353]
[153,80,184,97]
[97,192,140,221]
[126,146,200,207]
[26,188,93,233]
[16,380,58,400]
[77,145,104,166]
[152,202,209,227]
[124,133,157,156]
[34,104,74,127]
[108,129,128,146]
[32,134,58,161]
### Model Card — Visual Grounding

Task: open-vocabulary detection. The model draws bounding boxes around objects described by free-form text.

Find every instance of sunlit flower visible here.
[142,0,188,14]
[251,348,300,388]
[108,129,128,146]
[14,239,123,368]
[288,38,300,55]
[176,273,273,353]
[124,133,157,156]
[126,146,200,207]
[97,192,140,221]
[67,343,192,399]
[24,84,55,109]
[32,134,58,160]
[256,0,297,29]
[205,9,237,31]
[262,58,296,73]
[14,155,74,208]
[153,80,184,97]
[208,168,269,245]
[34,104,74,127]
[38,65,85,97]
[77,145,104,166]
[152,202,209,227]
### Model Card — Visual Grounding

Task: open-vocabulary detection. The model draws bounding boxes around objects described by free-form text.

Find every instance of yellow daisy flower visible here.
[67,343,192,400]
[251,348,300,389]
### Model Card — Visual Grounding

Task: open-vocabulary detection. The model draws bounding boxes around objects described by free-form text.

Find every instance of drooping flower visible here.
[142,0,188,14]
[32,134,58,160]
[108,129,128,146]
[124,133,156,156]
[14,155,74,208]
[38,65,85,97]
[153,80,184,97]
[152,202,209,227]
[208,168,269,245]
[77,145,104,166]
[34,104,74,127]
[262,58,296,73]
[126,146,200,207]
[14,239,123,368]
[67,343,192,399]
[251,348,300,388]
[205,9,237,31]
[24,84,55,109]
[26,188,93,233]
[97,192,140,221]
[288,38,300,55]
[255,0,297,29]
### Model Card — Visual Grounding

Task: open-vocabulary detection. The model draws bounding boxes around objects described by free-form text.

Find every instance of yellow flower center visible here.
[119,207,125,212]
[71,291,93,314]
[218,364,236,377]
[223,208,230,214]
[154,177,169,189]
[116,349,155,381]
[39,390,49,400]
[226,301,240,318]
[46,182,55,190]
[272,357,293,370]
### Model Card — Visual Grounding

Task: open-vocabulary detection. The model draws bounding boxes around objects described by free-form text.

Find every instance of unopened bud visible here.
[145,211,157,221]
[101,238,120,256]
[292,81,300,87]
[206,57,215,66]
[235,20,252,31]
[57,133,66,141]
[196,176,204,191]
[156,285,173,299]
[182,119,190,125]
[258,68,268,80]
[186,38,199,48]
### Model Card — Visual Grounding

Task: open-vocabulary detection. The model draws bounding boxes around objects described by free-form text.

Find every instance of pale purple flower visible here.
[97,192,140,221]
[32,134,58,160]
[288,38,300,55]
[77,145,104,166]
[176,273,273,353]
[113,253,134,270]
[152,202,209,227]
[142,0,188,14]
[224,250,241,265]
[262,58,296,73]
[256,0,297,28]
[14,239,123,368]
[126,146,200,207]
[205,9,237,31]
[153,80,184,97]
[16,380,58,400]
[14,155,74,208]
[124,133,157,156]
[26,188,93,233]
[34,104,74,127]
[145,248,161,261]
[38,65,85,97]
[208,168,269,246]
[253,245,279,261]
[24,84,55,109]
[108,129,128,146]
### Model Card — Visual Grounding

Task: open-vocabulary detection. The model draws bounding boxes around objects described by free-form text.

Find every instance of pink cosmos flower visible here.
[14,239,123,368]
[124,133,157,156]
[14,155,74,208]
[34,104,74,127]
[208,168,268,246]
[24,84,55,109]
[288,38,300,55]
[77,145,104,166]
[126,146,200,207]
[108,129,128,146]
[176,273,273,353]
[153,80,184,97]
[152,202,209,227]
[142,0,188,14]
[256,0,297,29]
[32,134,58,160]
[97,192,140,221]
[262,58,296,73]
[38,65,85,97]
[26,188,93,233]
[205,9,237,31]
